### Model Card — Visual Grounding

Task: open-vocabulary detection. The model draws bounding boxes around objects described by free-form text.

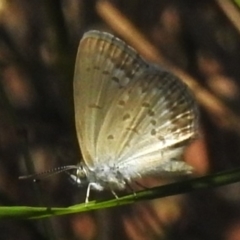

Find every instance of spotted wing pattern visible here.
[74,30,198,177]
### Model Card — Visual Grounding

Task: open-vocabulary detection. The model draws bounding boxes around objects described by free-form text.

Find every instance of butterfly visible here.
[19,30,198,202]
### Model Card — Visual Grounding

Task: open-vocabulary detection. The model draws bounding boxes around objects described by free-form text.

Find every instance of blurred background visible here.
[1,0,240,239]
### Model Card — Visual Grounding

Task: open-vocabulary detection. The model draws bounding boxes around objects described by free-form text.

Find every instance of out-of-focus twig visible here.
[217,0,240,33]
[96,0,240,133]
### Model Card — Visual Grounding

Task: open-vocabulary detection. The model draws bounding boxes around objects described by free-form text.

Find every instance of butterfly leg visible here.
[111,190,119,199]
[85,183,92,203]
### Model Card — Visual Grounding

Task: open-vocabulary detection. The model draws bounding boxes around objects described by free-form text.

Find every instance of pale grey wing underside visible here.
[74,31,148,168]
[74,30,198,176]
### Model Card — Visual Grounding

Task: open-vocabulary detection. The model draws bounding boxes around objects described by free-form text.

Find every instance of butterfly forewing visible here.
[74,31,148,168]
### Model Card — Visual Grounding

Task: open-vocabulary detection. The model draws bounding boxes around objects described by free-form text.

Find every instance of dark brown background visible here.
[0,0,240,239]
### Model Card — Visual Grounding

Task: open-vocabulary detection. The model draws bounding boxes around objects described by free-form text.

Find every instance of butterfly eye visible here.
[76,165,88,179]
[68,165,89,187]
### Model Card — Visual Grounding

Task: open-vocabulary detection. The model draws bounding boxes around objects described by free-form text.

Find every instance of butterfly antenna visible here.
[19,165,79,180]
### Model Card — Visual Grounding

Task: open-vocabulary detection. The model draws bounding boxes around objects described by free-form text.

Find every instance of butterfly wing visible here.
[74,30,198,177]
[97,65,198,178]
[74,30,148,168]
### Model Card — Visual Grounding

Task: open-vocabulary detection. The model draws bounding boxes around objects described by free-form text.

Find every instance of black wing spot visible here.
[123,113,131,121]
[94,66,100,70]
[126,127,139,134]
[142,102,150,108]
[102,70,110,75]
[151,129,157,136]
[150,119,157,125]
[107,135,114,140]
[112,76,120,84]
[148,110,155,116]
[118,100,125,106]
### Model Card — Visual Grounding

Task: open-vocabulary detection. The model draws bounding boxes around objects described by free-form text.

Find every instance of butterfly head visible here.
[69,163,89,187]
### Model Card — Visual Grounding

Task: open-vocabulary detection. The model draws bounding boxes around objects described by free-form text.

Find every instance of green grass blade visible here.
[1,167,240,219]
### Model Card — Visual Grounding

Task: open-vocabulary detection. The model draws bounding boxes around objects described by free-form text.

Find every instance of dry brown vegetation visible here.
[1,0,240,239]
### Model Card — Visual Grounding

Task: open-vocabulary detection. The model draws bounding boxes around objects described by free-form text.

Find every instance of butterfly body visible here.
[71,162,127,191]
[72,141,194,193]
